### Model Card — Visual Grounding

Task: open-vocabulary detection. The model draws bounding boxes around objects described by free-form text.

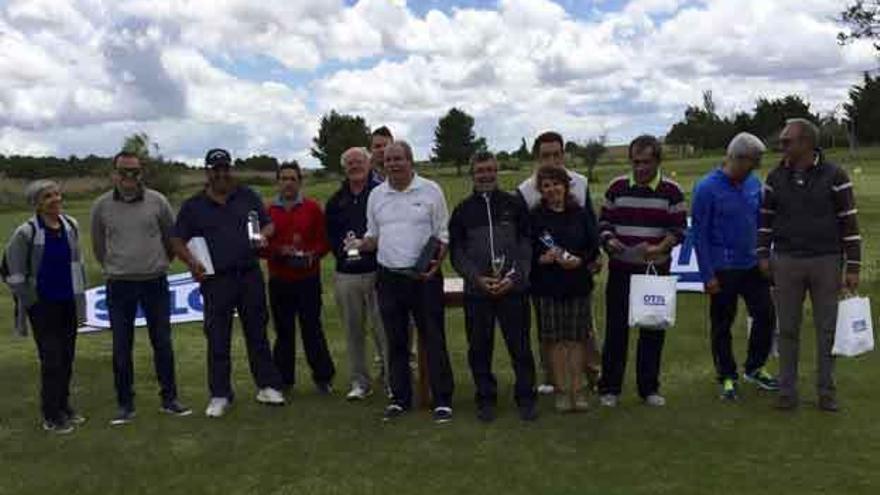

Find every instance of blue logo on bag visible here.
[853,319,868,333]
[644,295,666,306]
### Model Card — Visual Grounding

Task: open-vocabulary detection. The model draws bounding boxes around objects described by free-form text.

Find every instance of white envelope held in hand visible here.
[186,237,215,276]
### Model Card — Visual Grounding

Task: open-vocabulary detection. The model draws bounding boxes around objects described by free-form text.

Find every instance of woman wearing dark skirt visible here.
[4,180,87,433]
[529,166,600,412]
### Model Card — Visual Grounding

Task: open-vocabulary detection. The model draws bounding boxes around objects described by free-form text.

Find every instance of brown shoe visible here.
[775,395,799,411]
[818,395,839,412]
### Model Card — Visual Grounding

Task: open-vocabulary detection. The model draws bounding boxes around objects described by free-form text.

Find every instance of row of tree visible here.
[664,73,880,151]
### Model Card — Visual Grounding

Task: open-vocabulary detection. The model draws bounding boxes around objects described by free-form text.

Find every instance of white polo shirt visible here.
[365,174,449,269]
[517,168,589,209]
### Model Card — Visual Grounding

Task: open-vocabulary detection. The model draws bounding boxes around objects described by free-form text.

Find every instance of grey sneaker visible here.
[383,404,407,422]
[643,394,666,407]
[744,368,779,391]
[818,395,839,412]
[160,400,193,416]
[599,394,619,408]
[110,407,136,426]
[42,419,74,434]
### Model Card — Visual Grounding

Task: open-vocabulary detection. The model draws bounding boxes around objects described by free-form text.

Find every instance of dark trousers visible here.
[464,293,536,408]
[599,267,667,398]
[28,300,77,423]
[709,267,775,382]
[377,268,454,409]
[200,268,281,399]
[268,275,336,388]
[106,277,178,408]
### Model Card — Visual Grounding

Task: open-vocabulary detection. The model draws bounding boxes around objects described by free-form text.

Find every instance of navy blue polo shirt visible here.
[173,185,270,273]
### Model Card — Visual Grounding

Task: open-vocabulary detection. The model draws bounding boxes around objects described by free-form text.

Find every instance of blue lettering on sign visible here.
[94,288,109,321]
[853,319,868,333]
[188,287,204,312]
[644,295,666,306]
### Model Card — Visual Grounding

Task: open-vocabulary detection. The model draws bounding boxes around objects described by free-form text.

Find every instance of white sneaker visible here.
[644,394,666,407]
[346,384,372,401]
[205,397,230,418]
[537,383,556,395]
[599,394,619,408]
[256,387,286,405]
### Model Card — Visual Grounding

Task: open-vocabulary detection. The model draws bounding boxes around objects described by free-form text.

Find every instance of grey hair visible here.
[340,147,371,166]
[386,140,414,163]
[25,179,60,207]
[785,118,820,146]
[726,132,766,160]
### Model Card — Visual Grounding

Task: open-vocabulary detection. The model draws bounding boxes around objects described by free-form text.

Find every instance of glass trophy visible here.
[247,210,263,247]
[490,253,507,279]
[539,230,573,261]
[344,231,361,262]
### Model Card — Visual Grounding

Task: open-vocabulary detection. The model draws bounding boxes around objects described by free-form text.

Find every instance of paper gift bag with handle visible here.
[628,263,678,330]
[832,296,874,357]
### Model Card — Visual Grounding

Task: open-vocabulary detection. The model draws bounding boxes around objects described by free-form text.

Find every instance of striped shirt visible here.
[757,152,861,273]
[598,172,687,271]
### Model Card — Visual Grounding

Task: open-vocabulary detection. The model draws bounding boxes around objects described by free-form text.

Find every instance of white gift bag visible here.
[628,264,678,330]
[832,296,874,357]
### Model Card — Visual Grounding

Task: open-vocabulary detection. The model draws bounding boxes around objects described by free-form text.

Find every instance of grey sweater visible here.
[90,188,175,280]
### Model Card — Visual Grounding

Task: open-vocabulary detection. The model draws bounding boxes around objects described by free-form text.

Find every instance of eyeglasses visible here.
[117,168,142,178]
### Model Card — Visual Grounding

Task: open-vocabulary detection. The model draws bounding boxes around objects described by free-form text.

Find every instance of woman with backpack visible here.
[3,180,87,434]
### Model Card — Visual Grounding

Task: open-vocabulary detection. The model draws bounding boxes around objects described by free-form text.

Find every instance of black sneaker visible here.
[745,368,779,391]
[818,395,840,412]
[315,382,334,395]
[720,379,738,401]
[518,404,538,422]
[42,419,74,434]
[476,405,496,423]
[110,407,136,426]
[382,404,407,422]
[160,400,193,416]
[432,406,453,424]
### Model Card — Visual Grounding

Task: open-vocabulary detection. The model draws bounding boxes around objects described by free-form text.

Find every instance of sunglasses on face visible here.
[117,168,143,178]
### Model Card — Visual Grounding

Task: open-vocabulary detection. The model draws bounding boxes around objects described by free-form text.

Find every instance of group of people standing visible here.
[3,118,861,434]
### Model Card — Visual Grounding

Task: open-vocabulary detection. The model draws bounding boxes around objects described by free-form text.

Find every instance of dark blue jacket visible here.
[691,167,762,283]
[325,170,383,274]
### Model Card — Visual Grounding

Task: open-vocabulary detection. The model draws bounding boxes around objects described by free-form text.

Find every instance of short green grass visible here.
[0,149,878,495]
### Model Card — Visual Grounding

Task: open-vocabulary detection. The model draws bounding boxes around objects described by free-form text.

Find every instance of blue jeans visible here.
[107,277,178,408]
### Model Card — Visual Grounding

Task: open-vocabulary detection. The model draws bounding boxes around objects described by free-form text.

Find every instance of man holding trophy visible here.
[170,148,285,417]
[450,151,537,422]
[347,141,455,423]
[326,147,388,400]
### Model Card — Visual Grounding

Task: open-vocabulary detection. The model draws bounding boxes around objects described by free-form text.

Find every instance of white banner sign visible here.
[670,224,704,293]
[79,272,203,333]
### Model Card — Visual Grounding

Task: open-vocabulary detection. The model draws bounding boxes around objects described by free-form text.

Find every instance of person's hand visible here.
[587,254,603,275]
[538,249,558,265]
[261,223,275,239]
[476,275,497,293]
[643,243,667,261]
[492,277,514,297]
[419,259,441,281]
[558,254,582,270]
[606,238,625,254]
[279,245,297,257]
[705,277,721,295]
[758,259,772,279]
[188,260,207,283]
[844,272,860,293]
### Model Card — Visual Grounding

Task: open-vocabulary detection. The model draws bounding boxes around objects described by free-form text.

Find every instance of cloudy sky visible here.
[0,0,877,166]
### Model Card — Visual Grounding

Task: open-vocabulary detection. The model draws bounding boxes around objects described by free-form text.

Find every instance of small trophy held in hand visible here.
[344,231,361,262]
[490,253,507,279]
[247,210,263,247]
[539,230,573,261]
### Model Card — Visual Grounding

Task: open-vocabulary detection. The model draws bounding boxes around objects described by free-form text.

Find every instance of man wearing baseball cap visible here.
[170,148,285,417]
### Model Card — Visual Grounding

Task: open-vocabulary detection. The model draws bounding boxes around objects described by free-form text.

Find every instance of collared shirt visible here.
[691,168,762,282]
[263,193,329,282]
[173,185,270,274]
[628,170,662,190]
[365,174,449,269]
[598,171,687,271]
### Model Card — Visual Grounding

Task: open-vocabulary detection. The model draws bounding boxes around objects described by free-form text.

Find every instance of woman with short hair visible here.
[4,180,87,433]
[529,166,600,412]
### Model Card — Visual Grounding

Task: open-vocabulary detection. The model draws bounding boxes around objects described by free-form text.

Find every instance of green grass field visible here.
[1,149,878,495]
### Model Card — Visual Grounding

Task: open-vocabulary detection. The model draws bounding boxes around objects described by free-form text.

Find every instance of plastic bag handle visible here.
[645,261,658,276]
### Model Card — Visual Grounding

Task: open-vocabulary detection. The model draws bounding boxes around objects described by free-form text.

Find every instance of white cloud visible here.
[0,0,877,166]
